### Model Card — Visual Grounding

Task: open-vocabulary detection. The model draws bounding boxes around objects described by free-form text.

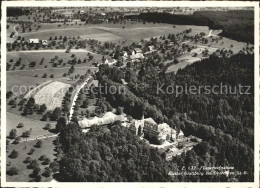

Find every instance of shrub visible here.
[7,167,19,176]
[9,150,18,158]
[17,123,24,128]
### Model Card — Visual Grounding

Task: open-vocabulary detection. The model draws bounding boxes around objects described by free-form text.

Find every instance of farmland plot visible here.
[33,81,71,110]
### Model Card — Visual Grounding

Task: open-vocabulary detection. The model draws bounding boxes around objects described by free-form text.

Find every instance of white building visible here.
[29,39,39,44]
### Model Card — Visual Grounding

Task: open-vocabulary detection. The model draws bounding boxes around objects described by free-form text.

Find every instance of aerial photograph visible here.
[2,4,257,185]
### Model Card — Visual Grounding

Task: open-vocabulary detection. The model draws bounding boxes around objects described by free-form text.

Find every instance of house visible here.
[122,51,128,57]
[148,45,155,51]
[80,10,85,15]
[89,80,99,87]
[42,40,48,46]
[29,39,39,44]
[130,52,144,61]
[121,79,128,85]
[134,48,142,54]
[104,58,117,66]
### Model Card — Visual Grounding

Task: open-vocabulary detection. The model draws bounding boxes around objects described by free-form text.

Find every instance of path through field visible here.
[13,24,19,38]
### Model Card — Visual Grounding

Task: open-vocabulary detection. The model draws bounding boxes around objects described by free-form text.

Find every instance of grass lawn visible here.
[6,137,56,182]
[6,112,56,140]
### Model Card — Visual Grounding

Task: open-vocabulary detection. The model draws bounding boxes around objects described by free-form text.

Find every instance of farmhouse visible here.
[134,48,142,54]
[130,50,144,61]
[104,58,117,66]
[148,45,155,51]
[29,39,39,44]
[42,40,48,46]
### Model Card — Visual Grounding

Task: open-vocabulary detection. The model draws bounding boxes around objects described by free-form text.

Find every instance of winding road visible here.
[68,77,91,122]
[13,24,19,38]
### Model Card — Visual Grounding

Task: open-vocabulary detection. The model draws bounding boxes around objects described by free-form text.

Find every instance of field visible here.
[6,112,56,140]
[6,137,56,182]
[9,22,212,45]
[166,33,252,73]
[7,51,101,71]
[33,81,71,111]
[6,66,97,92]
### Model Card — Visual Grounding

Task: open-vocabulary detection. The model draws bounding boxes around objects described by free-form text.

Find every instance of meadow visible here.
[6,112,56,140]
[7,51,101,71]
[10,22,212,45]
[6,65,97,92]
[6,137,56,182]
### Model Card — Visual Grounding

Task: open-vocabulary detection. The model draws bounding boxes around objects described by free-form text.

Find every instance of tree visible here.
[116,106,123,115]
[42,73,47,78]
[49,161,59,173]
[35,140,42,148]
[51,107,62,121]
[28,159,39,169]
[81,100,89,108]
[24,157,32,163]
[56,117,67,132]
[7,166,19,176]
[43,157,51,165]
[43,167,51,177]
[13,136,21,144]
[6,91,13,99]
[29,61,36,67]
[28,148,35,155]
[41,113,49,121]
[17,123,24,128]
[9,129,17,139]
[22,131,31,138]
[39,104,47,113]
[32,166,41,177]
[44,123,51,130]
[9,150,18,158]
[39,155,47,161]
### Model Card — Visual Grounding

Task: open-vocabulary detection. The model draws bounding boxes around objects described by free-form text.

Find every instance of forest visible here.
[91,52,254,181]
[56,122,171,182]
[127,10,254,43]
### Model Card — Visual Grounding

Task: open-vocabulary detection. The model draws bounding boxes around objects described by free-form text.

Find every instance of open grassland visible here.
[166,31,252,74]
[7,66,97,92]
[6,112,56,140]
[33,81,71,111]
[6,137,56,182]
[13,23,211,44]
[7,51,101,71]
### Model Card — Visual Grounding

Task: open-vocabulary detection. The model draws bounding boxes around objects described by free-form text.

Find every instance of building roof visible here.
[134,48,142,53]
[148,45,155,51]
[42,40,48,45]
[144,117,156,125]
[79,112,126,128]
[179,130,184,136]
[90,80,99,87]
[130,53,144,60]
[121,79,128,85]
[29,39,39,44]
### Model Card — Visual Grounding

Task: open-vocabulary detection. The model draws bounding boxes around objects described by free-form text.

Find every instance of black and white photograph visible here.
[1,1,259,187]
